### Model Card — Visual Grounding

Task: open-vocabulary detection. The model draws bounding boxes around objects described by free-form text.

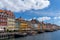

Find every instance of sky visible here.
[0,0,60,26]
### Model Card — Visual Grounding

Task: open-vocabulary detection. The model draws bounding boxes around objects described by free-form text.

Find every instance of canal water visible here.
[4,30,60,40]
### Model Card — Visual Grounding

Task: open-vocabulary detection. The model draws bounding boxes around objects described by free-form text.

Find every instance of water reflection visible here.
[4,30,60,40]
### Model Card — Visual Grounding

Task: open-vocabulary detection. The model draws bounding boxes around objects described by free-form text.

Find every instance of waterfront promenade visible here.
[0,32,27,39]
[5,30,60,40]
[0,30,59,40]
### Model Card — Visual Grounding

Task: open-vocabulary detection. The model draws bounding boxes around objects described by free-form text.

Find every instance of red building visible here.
[0,9,15,31]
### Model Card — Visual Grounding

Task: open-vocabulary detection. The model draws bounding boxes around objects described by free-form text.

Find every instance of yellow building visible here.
[16,17,30,32]
[7,18,15,31]
[5,11,15,31]
[42,23,46,31]
[19,22,28,31]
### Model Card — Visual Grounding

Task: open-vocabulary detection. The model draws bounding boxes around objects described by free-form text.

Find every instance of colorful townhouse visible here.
[31,19,46,33]
[31,19,39,31]
[0,10,15,31]
[45,23,55,31]
[16,17,29,33]
[30,19,44,33]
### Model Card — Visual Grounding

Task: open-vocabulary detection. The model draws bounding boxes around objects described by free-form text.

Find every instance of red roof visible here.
[0,9,14,17]
[0,10,5,12]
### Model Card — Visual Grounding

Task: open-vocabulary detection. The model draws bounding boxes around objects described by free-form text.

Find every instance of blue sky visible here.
[0,0,60,26]
[14,0,60,17]
[14,0,60,26]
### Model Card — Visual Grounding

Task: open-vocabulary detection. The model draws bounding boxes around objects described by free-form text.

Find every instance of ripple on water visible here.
[3,30,60,40]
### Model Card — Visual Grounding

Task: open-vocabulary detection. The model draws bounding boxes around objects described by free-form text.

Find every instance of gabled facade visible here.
[0,10,15,31]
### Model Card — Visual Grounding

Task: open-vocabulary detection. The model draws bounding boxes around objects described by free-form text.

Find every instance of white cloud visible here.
[54,17,57,19]
[54,16,60,19]
[26,17,36,21]
[33,17,36,19]
[25,17,51,21]
[27,19,32,21]
[37,17,51,21]
[0,0,50,12]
